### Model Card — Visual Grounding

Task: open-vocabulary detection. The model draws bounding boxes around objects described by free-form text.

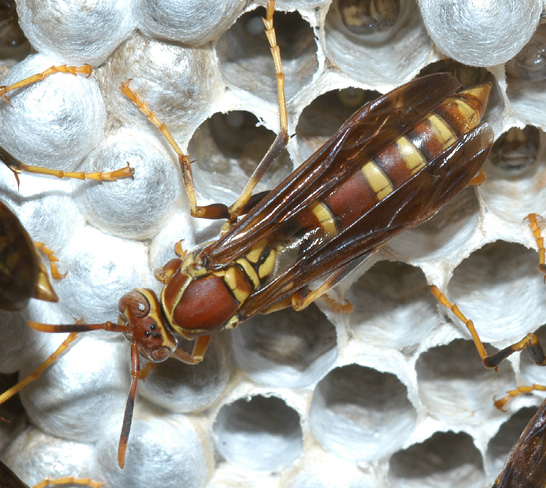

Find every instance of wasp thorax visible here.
[118,288,177,362]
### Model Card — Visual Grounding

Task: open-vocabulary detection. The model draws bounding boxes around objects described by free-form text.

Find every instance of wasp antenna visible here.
[118,341,141,469]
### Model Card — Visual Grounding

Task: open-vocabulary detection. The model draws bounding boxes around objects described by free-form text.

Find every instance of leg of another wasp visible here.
[431,285,546,370]
[0,65,92,104]
[32,477,104,488]
[228,0,289,218]
[0,146,134,183]
[34,242,65,280]
[0,333,79,405]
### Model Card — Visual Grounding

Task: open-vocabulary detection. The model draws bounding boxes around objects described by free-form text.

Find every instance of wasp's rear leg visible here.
[0,145,134,185]
[0,64,91,104]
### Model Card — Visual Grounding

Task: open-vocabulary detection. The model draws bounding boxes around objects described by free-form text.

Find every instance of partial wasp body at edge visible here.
[2,0,494,469]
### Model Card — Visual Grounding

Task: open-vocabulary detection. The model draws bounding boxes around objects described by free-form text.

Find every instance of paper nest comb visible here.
[0,0,546,486]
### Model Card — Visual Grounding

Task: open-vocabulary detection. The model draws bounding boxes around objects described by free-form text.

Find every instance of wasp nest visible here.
[0,0,545,487]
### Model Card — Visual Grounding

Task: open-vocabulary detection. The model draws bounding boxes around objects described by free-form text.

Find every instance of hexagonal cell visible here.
[386,188,481,262]
[97,407,210,488]
[77,127,184,241]
[232,304,337,388]
[324,0,431,86]
[0,0,30,62]
[216,4,318,103]
[480,127,546,221]
[134,0,244,46]
[295,87,380,162]
[1,427,98,487]
[446,242,546,344]
[97,32,224,137]
[486,405,538,481]
[347,261,437,350]
[506,23,546,128]
[284,453,378,488]
[416,339,514,423]
[138,334,232,414]
[310,364,416,462]
[212,394,303,471]
[188,110,292,200]
[389,431,485,488]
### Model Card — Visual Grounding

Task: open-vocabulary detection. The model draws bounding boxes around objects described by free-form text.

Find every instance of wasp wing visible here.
[237,124,494,319]
[493,400,546,488]
[0,462,28,488]
[203,72,462,267]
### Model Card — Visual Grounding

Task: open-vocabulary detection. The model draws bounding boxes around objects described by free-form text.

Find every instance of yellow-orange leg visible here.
[120,0,289,222]
[119,81,228,220]
[468,169,486,186]
[34,242,65,280]
[0,145,134,185]
[526,213,546,277]
[0,64,92,105]
[0,333,79,405]
[228,0,289,218]
[495,384,546,410]
[431,285,546,370]
[32,477,104,488]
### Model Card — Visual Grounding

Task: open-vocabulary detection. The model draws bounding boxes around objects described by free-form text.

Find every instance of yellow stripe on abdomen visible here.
[361,161,394,200]
[395,136,427,175]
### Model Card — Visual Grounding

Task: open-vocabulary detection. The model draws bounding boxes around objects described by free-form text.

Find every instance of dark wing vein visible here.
[203,72,462,267]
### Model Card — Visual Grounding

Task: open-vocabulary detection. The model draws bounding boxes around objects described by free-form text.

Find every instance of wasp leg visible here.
[526,213,546,277]
[467,168,485,186]
[171,335,212,365]
[0,146,134,183]
[120,81,229,221]
[432,285,546,367]
[32,477,104,488]
[228,0,289,219]
[121,0,289,223]
[34,241,65,280]
[0,333,79,405]
[494,384,546,410]
[0,64,92,105]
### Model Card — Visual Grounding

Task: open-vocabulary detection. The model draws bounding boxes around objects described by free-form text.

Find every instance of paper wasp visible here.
[0,0,494,469]
[0,460,103,488]
[492,399,546,488]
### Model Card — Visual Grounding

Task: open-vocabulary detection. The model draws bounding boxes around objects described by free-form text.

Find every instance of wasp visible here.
[0,459,103,488]
[1,0,494,469]
[492,399,546,488]
[0,198,59,310]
